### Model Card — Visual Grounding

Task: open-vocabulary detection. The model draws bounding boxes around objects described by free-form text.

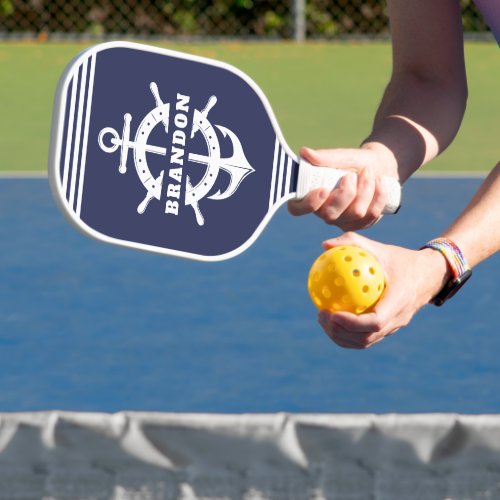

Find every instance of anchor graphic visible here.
[98,83,254,225]
[186,98,254,226]
[98,82,169,215]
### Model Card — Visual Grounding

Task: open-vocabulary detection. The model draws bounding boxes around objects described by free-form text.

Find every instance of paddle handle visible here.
[296,159,401,214]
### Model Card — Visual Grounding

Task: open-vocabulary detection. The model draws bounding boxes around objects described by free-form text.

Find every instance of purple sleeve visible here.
[473,0,500,44]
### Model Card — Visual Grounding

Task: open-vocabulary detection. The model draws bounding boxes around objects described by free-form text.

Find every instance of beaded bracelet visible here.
[421,238,470,278]
[420,237,472,306]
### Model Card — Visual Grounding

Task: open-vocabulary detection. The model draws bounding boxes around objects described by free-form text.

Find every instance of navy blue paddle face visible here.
[50,42,299,261]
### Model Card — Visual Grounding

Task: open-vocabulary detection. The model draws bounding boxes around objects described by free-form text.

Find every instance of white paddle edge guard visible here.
[48,41,301,263]
[296,159,402,214]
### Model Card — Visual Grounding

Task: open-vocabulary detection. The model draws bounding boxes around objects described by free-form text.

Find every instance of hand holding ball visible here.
[308,245,385,314]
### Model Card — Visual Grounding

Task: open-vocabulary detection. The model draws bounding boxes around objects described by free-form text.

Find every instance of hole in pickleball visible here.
[352,269,360,277]
[322,286,332,299]
[334,277,344,287]
[344,256,352,262]
[313,294,322,308]
[369,267,376,275]
[362,285,369,293]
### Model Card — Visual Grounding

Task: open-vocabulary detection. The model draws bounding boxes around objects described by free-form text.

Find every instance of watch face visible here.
[432,269,472,306]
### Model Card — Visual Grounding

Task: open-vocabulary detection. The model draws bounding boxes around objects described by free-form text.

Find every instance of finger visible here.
[332,337,365,349]
[300,147,370,170]
[288,188,330,216]
[322,326,366,349]
[342,176,387,230]
[332,298,402,340]
[318,311,374,349]
[330,316,392,348]
[322,232,389,269]
[299,147,325,167]
[327,326,383,349]
[330,311,385,335]
[319,309,395,349]
[369,176,387,215]
[346,167,376,220]
[339,215,383,232]
[291,147,368,221]
[322,231,370,250]
[330,168,379,231]
[316,172,357,224]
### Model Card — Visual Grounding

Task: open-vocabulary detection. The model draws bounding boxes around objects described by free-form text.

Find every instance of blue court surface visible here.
[0,176,498,414]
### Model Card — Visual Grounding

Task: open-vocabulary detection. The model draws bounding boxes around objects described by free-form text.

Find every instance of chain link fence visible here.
[0,0,491,40]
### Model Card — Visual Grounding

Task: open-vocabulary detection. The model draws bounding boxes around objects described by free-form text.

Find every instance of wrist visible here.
[418,248,452,302]
[360,141,399,179]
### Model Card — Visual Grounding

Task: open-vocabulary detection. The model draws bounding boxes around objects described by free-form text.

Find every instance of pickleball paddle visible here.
[49,41,401,261]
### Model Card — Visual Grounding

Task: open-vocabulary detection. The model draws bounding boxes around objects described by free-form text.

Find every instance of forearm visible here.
[363,73,467,182]
[412,163,500,307]
[361,0,467,182]
[441,162,500,267]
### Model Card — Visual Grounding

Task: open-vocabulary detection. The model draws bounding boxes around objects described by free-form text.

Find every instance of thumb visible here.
[300,147,368,170]
[322,231,371,250]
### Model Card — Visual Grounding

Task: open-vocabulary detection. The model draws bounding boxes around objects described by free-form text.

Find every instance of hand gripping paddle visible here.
[49,41,401,262]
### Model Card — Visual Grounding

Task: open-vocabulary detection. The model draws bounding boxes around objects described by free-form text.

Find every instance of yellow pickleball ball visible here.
[308,245,385,314]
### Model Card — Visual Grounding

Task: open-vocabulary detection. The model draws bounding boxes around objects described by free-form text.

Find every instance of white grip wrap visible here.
[296,159,401,214]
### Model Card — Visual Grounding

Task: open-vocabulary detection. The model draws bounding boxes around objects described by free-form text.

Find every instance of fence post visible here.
[293,0,306,41]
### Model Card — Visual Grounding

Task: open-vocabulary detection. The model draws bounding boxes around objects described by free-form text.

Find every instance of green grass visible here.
[0,40,497,172]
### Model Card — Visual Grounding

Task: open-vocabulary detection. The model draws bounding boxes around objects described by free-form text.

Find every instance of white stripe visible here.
[277,146,285,201]
[76,54,96,217]
[284,155,292,197]
[62,69,79,195]
[269,138,279,209]
[69,59,88,209]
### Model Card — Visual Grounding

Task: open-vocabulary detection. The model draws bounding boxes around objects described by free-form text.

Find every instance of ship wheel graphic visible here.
[98,82,255,226]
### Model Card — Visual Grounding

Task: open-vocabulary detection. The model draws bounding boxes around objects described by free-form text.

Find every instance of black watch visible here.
[431,268,472,306]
